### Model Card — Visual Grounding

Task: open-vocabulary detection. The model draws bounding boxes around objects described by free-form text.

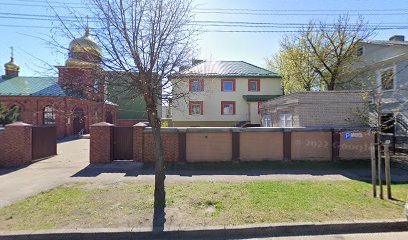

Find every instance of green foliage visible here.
[0,104,19,126]
[161,120,169,127]
[266,44,318,94]
[268,15,374,93]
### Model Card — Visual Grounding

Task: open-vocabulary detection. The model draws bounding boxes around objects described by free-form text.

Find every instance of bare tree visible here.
[305,15,376,90]
[52,0,196,230]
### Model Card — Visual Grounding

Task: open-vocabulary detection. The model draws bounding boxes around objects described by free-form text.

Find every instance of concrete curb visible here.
[0,220,407,240]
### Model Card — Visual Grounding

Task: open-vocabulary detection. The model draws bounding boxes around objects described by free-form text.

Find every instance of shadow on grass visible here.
[70,160,408,184]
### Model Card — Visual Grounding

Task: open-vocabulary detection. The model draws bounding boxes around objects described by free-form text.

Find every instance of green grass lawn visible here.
[0,180,407,231]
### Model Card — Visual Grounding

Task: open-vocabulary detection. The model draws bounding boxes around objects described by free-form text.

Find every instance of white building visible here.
[171,61,282,127]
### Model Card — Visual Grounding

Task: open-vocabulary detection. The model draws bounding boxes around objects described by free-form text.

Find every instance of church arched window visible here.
[93,79,99,92]
[43,106,56,125]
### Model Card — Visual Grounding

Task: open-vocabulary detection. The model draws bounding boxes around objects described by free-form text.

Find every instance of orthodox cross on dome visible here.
[85,15,90,36]
[10,46,14,59]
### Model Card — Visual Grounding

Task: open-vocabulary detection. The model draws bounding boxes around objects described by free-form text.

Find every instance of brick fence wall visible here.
[90,123,374,164]
[0,122,57,167]
[0,122,33,167]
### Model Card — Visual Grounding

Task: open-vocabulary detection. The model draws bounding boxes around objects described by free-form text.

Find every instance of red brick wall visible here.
[58,67,105,102]
[133,124,145,161]
[90,122,113,164]
[0,122,32,167]
[143,131,179,162]
[0,96,117,138]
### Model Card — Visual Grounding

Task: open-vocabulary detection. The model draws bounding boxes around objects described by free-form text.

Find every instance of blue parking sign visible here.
[344,132,351,140]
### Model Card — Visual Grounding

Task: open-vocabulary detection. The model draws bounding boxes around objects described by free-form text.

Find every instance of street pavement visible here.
[0,139,89,207]
[249,231,408,240]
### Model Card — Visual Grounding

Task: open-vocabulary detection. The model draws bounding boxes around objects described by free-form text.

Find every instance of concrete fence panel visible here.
[89,124,374,164]
[291,131,332,161]
[339,131,374,160]
[240,132,284,161]
[186,131,232,162]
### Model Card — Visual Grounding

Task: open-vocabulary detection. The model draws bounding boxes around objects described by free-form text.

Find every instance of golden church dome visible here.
[4,57,19,71]
[65,27,102,67]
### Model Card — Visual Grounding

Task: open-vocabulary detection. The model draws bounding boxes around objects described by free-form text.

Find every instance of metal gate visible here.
[113,127,133,160]
[32,126,57,160]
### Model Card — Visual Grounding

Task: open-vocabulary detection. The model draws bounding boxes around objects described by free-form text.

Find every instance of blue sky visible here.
[0,0,408,76]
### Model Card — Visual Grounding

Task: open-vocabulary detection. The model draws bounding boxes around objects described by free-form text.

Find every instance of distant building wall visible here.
[261,91,369,128]
[172,77,282,126]
[0,96,117,137]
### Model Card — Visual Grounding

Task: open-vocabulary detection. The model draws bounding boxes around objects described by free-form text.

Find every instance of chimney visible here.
[389,35,405,42]
[192,59,204,66]
[179,65,189,72]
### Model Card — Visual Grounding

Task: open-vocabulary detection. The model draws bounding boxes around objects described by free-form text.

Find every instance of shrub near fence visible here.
[90,122,374,164]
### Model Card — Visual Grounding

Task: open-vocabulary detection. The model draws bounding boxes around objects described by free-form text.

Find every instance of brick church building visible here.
[0,27,117,138]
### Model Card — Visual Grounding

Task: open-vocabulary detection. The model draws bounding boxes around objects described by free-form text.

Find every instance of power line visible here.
[202,28,408,33]
[3,15,408,29]
[0,2,85,9]
[0,12,88,20]
[2,2,408,16]
[11,0,83,4]
[0,15,98,23]
[195,20,408,26]
[196,8,408,12]
[2,23,408,33]
[0,12,407,28]
[194,11,408,16]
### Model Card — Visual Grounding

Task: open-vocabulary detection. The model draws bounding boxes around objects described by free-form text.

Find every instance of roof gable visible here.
[362,40,408,47]
[177,61,280,78]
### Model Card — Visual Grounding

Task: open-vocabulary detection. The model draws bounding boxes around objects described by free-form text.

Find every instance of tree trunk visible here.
[328,78,336,90]
[148,106,166,231]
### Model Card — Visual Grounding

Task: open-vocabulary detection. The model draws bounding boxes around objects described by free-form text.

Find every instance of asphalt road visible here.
[249,231,408,240]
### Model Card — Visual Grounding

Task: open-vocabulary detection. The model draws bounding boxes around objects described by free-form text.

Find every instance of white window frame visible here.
[262,114,272,127]
[222,103,235,115]
[279,113,293,128]
[377,66,396,92]
[43,106,56,125]
[191,103,202,115]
